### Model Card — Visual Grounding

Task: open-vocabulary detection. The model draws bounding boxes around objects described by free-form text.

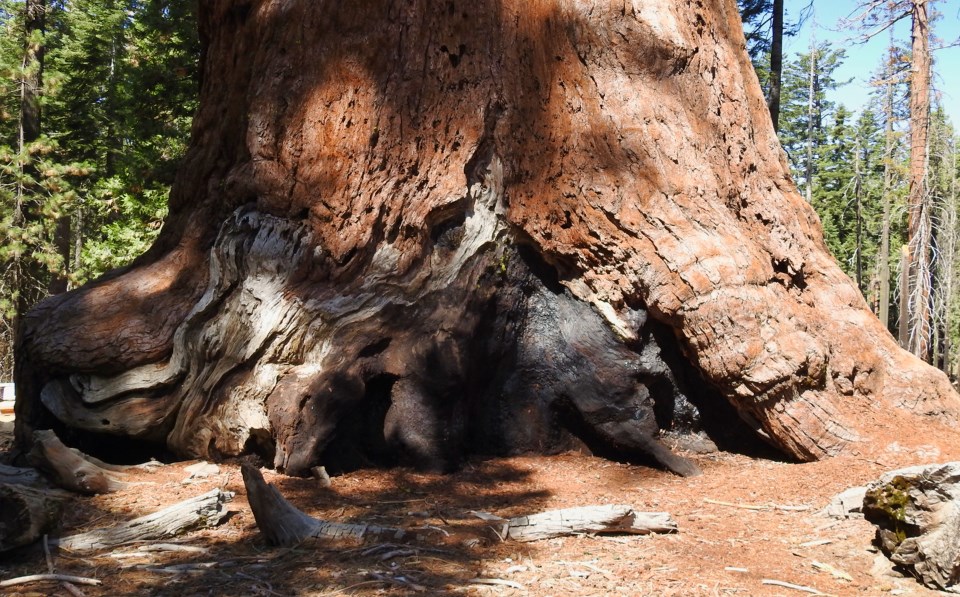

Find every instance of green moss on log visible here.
[864,476,914,547]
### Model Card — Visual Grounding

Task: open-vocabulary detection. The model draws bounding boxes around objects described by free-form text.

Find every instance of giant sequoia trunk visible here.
[13,0,959,476]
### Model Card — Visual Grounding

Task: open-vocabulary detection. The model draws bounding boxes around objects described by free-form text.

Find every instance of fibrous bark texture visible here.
[14,0,958,475]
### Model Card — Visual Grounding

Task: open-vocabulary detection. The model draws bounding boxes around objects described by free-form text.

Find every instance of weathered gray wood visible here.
[241,463,409,547]
[27,429,130,494]
[862,462,960,592]
[0,483,68,552]
[505,505,676,542]
[54,488,233,552]
[0,573,102,589]
[242,463,676,548]
[821,486,867,519]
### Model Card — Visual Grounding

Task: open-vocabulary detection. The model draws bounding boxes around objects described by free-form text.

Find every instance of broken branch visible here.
[241,462,676,548]
[0,574,102,589]
[54,488,233,551]
[761,578,825,595]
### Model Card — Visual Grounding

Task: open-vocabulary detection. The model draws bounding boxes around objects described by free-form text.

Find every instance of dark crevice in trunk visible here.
[319,374,398,475]
[288,237,775,478]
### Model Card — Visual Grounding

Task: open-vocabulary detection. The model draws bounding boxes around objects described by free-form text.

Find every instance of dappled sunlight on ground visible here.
[3,417,960,595]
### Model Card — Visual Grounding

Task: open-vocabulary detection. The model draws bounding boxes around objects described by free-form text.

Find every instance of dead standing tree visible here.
[13,0,959,477]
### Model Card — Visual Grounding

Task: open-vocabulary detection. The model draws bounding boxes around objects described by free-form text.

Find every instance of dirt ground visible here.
[2,411,960,597]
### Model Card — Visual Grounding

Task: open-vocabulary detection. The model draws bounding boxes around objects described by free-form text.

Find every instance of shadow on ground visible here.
[0,447,558,596]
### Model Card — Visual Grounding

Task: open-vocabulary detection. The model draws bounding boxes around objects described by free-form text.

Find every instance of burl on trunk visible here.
[14,0,958,476]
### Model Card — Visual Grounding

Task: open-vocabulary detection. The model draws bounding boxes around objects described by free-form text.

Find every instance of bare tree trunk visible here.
[47,217,70,295]
[804,44,816,204]
[906,0,932,361]
[13,0,46,320]
[900,246,912,348]
[931,113,959,376]
[13,0,959,476]
[767,0,784,131]
[855,137,864,290]
[879,41,896,332]
[948,145,959,376]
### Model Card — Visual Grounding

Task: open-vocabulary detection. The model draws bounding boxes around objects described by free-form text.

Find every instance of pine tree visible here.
[0,0,199,381]
[776,44,847,193]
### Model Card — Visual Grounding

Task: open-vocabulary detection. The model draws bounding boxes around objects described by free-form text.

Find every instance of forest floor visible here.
[2,412,960,597]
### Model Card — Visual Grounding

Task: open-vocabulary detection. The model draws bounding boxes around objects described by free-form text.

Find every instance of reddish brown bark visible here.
[14,0,959,476]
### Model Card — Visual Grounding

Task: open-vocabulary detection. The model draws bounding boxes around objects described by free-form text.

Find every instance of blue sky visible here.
[781,0,960,125]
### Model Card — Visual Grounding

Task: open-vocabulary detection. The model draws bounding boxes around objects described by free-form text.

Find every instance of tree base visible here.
[20,203,761,478]
[14,0,959,482]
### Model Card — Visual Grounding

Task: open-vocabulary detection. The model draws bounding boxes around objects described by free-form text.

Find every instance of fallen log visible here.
[862,462,960,592]
[28,430,130,494]
[242,463,409,546]
[54,488,233,552]
[241,463,676,547]
[0,483,69,552]
[503,505,676,542]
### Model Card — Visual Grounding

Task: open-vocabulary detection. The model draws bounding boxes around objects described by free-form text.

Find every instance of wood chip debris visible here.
[798,539,834,548]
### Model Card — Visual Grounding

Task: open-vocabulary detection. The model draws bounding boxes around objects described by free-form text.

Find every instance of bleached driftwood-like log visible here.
[241,463,676,548]
[54,488,233,551]
[242,463,409,546]
[0,483,69,552]
[862,462,960,592]
[503,505,676,542]
[28,430,130,494]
